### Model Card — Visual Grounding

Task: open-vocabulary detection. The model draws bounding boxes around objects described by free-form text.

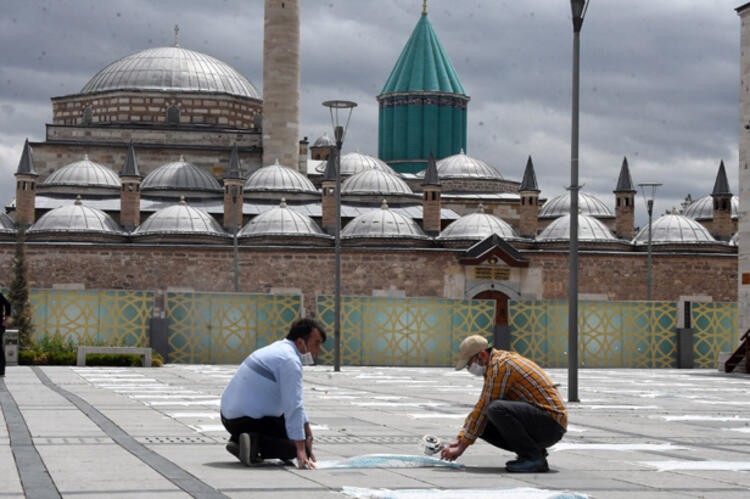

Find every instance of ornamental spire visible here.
[422,0,427,15]
[173,24,180,47]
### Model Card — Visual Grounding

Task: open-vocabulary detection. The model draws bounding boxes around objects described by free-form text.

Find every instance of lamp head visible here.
[322,100,357,148]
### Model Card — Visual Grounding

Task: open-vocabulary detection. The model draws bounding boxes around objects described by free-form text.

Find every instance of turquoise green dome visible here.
[380,13,464,94]
[378,11,469,174]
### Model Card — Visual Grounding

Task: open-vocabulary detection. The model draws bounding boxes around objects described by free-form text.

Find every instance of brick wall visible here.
[0,243,736,318]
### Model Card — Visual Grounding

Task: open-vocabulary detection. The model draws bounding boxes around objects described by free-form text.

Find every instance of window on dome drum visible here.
[82,106,93,125]
[167,105,181,125]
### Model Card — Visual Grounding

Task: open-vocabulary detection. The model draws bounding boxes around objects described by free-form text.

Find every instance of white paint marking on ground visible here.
[373,380,438,384]
[694,400,750,406]
[566,425,585,433]
[579,405,660,410]
[145,400,220,407]
[129,394,218,400]
[167,412,220,419]
[551,443,687,452]
[350,402,447,408]
[655,415,750,422]
[639,460,750,471]
[340,486,590,499]
[190,424,224,433]
[407,414,464,419]
[725,427,750,433]
[315,454,463,470]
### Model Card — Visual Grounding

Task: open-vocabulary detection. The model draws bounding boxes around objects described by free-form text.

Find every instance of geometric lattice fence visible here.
[164,292,303,364]
[510,300,737,368]
[30,288,153,347]
[315,295,496,367]
[691,302,737,368]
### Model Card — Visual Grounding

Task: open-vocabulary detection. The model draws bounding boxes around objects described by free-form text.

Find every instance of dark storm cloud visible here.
[0,0,743,225]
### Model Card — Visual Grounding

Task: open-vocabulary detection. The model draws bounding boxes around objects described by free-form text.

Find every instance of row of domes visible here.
[11,197,729,246]
[40,153,737,224]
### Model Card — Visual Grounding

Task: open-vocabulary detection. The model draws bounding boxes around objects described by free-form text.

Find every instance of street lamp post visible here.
[639,183,661,301]
[322,100,357,372]
[568,0,588,403]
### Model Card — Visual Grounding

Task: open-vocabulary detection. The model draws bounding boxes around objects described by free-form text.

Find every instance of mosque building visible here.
[0,1,738,325]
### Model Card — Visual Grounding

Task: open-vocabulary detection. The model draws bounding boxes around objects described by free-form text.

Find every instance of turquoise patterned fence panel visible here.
[29,288,153,347]
[509,300,678,368]
[165,292,302,364]
[316,296,495,367]
[691,302,737,368]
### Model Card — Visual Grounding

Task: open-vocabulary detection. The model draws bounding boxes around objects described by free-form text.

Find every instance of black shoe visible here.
[238,433,262,466]
[506,455,549,473]
[226,441,239,458]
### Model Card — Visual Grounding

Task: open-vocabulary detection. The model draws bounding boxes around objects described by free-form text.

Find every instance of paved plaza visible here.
[1,364,750,498]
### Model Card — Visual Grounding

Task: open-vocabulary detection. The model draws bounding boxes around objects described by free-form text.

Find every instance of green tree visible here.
[9,226,33,348]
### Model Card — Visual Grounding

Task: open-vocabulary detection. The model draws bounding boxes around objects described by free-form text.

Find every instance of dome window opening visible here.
[82,106,93,125]
[167,105,181,125]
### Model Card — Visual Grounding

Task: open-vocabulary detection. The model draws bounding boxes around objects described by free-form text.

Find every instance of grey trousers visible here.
[479,399,565,458]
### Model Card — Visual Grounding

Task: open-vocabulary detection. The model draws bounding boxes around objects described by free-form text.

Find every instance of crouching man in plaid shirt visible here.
[441,335,567,473]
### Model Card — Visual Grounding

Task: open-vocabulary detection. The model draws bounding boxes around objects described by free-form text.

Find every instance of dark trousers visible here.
[221,413,297,461]
[479,399,565,459]
[0,328,5,375]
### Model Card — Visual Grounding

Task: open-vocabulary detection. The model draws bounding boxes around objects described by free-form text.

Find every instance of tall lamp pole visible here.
[322,100,356,372]
[568,0,588,403]
[639,183,661,301]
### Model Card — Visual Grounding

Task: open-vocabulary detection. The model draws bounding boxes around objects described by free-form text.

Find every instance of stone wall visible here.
[0,243,736,319]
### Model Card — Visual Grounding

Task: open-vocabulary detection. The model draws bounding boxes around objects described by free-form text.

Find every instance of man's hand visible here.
[296,440,316,469]
[440,439,467,462]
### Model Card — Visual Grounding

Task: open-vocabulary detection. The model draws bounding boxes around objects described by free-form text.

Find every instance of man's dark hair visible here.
[286,318,326,343]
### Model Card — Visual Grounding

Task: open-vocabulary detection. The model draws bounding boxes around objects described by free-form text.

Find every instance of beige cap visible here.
[455,335,489,370]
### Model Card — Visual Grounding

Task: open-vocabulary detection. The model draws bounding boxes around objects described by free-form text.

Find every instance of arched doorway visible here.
[473,289,510,328]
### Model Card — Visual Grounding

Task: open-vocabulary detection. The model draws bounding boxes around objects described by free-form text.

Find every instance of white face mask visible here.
[467,362,486,377]
[298,341,315,366]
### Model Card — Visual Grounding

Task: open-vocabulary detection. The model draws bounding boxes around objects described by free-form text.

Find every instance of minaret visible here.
[321,149,337,234]
[14,139,38,227]
[711,159,733,241]
[518,156,540,238]
[223,145,245,232]
[119,143,142,231]
[377,3,469,173]
[614,157,636,239]
[421,152,442,236]
[262,0,300,169]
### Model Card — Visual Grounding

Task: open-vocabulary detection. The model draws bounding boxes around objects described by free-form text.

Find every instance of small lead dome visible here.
[342,200,428,240]
[539,191,613,219]
[437,209,518,241]
[42,155,121,190]
[683,194,739,220]
[633,213,715,244]
[341,169,413,195]
[244,160,318,193]
[537,214,616,241]
[133,198,228,238]
[142,156,222,194]
[28,198,123,235]
[432,150,503,180]
[239,199,330,239]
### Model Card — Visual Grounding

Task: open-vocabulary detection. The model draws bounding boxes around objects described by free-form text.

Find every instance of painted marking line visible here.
[655,415,750,422]
[551,443,688,452]
[407,414,464,419]
[316,454,463,469]
[340,486,590,499]
[350,402,447,408]
[577,405,660,410]
[639,460,750,471]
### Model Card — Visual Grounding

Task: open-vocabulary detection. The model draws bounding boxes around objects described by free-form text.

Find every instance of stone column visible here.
[263,0,300,168]
[737,5,750,341]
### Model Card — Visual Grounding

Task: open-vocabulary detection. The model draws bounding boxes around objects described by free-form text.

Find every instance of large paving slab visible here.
[1,364,749,498]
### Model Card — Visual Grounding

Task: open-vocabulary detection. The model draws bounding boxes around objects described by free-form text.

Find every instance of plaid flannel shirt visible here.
[458,349,567,445]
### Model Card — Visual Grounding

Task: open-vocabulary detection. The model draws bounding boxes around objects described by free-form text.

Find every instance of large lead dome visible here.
[80,46,260,99]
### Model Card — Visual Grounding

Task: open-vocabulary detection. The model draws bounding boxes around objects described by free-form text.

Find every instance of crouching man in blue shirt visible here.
[220,318,325,469]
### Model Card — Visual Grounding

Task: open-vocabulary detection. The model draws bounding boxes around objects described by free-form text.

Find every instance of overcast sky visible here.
[0,0,743,227]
